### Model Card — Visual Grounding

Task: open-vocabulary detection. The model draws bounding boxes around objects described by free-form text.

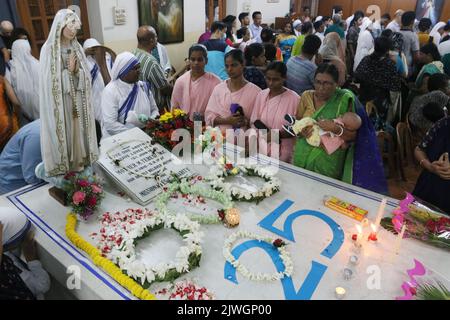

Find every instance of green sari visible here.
[293,88,355,183]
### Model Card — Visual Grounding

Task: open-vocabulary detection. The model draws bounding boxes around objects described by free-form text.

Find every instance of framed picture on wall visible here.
[415,0,445,26]
[138,0,184,44]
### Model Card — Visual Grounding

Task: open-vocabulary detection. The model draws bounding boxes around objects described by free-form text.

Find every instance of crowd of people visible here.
[1,5,450,299]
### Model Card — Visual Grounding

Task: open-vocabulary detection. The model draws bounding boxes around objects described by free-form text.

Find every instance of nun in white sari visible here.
[39,9,98,177]
[83,38,113,123]
[353,17,374,72]
[6,39,40,121]
[429,22,446,46]
[101,52,159,138]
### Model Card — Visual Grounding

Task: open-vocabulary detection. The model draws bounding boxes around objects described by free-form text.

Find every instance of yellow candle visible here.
[335,287,346,300]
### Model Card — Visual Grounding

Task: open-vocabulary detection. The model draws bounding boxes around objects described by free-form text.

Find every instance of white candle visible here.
[374,198,387,232]
[394,224,407,255]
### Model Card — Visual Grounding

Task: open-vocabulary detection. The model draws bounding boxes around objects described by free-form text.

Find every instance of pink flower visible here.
[78,180,90,188]
[73,191,86,205]
[91,184,103,194]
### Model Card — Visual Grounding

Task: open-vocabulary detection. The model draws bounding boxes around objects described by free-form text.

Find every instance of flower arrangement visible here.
[207,157,281,204]
[155,176,238,226]
[143,109,194,151]
[63,172,104,220]
[66,214,156,300]
[381,196,450,250]
[194,126,225,156]
[155,279,215,300]
[223,231,294,282]
[94,209,203,288]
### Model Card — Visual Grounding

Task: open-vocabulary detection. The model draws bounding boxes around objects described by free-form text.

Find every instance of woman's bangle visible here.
[335,124,344,137]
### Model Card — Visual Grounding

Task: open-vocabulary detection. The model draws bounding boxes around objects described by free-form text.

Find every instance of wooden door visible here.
[205,0,227,31]
[17,0,90,58]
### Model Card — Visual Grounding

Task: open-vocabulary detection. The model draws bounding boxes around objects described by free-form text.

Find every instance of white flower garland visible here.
[97,209,203,287]
[223,231,294,282]
[207,159,281,203]
[155,177,235,225]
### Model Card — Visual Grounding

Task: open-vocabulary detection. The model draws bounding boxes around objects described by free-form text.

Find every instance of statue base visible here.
[49,187,68,207]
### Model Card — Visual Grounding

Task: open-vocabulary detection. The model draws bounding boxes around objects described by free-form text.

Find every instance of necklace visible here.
[106,140,167,186]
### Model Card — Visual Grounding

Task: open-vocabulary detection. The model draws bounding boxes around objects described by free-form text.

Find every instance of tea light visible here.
[343,268,354,281]
[349,255,360,266]
[335,287,347,300]
[368,224,378,242]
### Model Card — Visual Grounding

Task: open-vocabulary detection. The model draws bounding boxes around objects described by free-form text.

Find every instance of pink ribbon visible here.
[395,259,426,300]
[392,193,415,233]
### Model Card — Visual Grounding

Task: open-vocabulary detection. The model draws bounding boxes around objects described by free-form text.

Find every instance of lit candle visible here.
[335,287,346,300]
[368,223,378,242]
[394,224,407,255]
[374,198,387,232]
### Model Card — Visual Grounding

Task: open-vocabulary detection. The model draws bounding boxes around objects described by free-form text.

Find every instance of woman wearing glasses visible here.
[293,63,387,194]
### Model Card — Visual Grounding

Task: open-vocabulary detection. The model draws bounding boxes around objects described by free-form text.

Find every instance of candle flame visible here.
[371,223,377,233]
[356,225,363,234]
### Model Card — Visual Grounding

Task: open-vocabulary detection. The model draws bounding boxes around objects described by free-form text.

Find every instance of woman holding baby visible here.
[292,63,388,194]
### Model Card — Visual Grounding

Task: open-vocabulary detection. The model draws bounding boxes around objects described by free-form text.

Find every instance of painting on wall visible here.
[415,0,445,26]
[138,0,184,44]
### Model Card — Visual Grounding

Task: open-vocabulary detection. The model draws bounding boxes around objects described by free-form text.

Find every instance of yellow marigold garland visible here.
[65,213,156,300]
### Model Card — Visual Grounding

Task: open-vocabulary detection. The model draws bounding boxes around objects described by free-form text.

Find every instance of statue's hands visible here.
[68,52,79,74]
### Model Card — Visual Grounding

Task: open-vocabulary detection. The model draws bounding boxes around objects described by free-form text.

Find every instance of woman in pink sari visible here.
[171,44,221,121]
[205,50,261,136]
[250,62,300,163]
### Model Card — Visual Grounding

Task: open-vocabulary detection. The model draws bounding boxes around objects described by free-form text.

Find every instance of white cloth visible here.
[438,39,450,56]
[8,40,40,121]
[315,16,323,23]
[157,43,171,74]
[101,52,159,138]
[354,18,374,72]
[39,9,99,177]
[430,22,446,46]
[83,38,113,122]
[0,207,30,248]
[386,20,401,33]
[5,253,51,300]
[346,15,354,31]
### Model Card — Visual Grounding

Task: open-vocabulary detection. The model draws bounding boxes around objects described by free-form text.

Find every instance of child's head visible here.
[339,112,362,131]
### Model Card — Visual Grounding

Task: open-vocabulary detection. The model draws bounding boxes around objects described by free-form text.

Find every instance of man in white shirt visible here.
[101,52,159,138]
[249,11,263,43]
[152,39,172,77]
[387,9,404,32]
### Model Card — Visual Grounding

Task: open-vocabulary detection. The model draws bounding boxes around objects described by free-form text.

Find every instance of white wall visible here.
[227,0,290,25]
[86,0,206,71]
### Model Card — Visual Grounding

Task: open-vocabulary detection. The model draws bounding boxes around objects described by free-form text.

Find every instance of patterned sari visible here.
[293,88,387,194]
[0,78,19,151]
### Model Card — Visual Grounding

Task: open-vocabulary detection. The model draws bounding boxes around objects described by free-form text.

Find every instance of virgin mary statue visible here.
[39,9,98,178]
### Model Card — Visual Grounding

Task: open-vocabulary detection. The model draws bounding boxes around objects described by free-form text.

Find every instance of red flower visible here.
[218,210,225,221]
[426,220,438,233]
[225,164,234,170]
[273,239,286,248]
[175,119,184,129]
[87,197,97,208]
[64,172,76,180]
[163,123,172,130]
[78,180,90,188]
[410,287,417,296]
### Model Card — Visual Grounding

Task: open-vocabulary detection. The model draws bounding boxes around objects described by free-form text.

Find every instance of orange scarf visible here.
[0,79,19,150]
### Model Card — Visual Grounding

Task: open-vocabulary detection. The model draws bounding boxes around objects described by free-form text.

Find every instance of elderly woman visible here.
[294,63,387,194]
[0,208,50,299]
[429,22,446,46]
[319,32,347,87]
